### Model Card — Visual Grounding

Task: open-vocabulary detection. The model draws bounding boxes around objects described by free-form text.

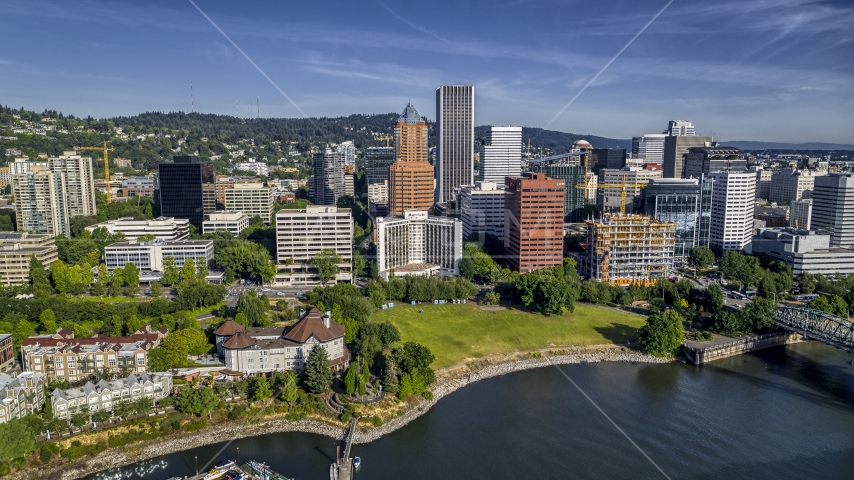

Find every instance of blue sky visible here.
[1,0,852,143]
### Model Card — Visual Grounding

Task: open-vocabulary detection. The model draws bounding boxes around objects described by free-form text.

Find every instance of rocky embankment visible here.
[14,348,668,480]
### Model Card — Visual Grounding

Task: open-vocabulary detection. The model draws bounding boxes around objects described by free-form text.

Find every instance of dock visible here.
[332,418,358,480]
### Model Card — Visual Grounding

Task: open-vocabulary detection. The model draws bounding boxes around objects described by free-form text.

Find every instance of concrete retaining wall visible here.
[682,332,802,365]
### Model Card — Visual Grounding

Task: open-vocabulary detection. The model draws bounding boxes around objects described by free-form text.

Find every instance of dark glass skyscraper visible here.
[156,156,215,230]
[590,148,627,173]
[639,177,713,260]
[365,146,395,186]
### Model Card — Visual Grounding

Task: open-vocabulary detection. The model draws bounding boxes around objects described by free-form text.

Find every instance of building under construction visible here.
[579,214,677,285]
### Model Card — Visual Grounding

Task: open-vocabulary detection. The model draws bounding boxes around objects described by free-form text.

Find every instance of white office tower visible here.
[47,152,97,217]
[631,134,667,164]
[375,210,462,280]
[790,199,812,230]
[436,85,475,204]
[275,206,353,286]
[812,174,854,248]
[480,126,522,183]
[336,141,356,167]
[664,120,696,136]
[709,171,756,252]
[458,182,506,241]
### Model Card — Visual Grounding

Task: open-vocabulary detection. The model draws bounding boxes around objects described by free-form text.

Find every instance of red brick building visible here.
[503,172,566,273]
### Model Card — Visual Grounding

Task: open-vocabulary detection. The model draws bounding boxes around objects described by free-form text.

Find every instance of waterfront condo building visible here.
[224,182,274,223]
[203,211,250,236]
[51,372,172,422]
[435,85,474,204]
[709,171,756,252]
[503,173,566,273]
[0,232,58,286]
[811,174,854,248]
[0,372,47,424]
[388,102,434,216]
[458,182,507,241]
[11,165,70,236]
[375,210,462,279]
[156,156,215,230]
[275,206,353,286]
[479,126,522,184]
[216,308,349,373]
[85,216,190,241]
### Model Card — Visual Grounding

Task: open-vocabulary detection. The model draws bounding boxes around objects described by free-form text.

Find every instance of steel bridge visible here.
[774,306,854,353]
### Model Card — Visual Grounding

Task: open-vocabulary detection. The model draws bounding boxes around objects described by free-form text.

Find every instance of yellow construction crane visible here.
[576,174,646,215]
[376,134,393,147]
[79,141,115,203]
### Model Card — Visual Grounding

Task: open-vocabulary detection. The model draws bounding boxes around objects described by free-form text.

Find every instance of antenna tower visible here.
[190,81,194,113]
[257,96,259,118]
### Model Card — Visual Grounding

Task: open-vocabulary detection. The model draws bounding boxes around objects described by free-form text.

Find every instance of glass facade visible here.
[640,177,713,260]
[156,156,214,229]
[365,147,395,185]
[528,163,585,222]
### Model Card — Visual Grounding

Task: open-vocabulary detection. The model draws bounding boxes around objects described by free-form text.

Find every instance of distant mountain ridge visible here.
[475,126,630,152]
[720,140,854,151]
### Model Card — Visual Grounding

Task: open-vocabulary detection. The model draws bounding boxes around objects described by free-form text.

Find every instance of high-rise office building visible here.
[275,206,353,286]
[504,173,565,272]
[683,146,748,179]
[336,141,356,167]
[590,148,627,172]
[751,167,772,200]
[812,174,854,248]
[458,182,507,241]
[311,149,346,206]
[480,126,521,183]
[639,177,713,260]
[365,146,395,186]
[528,161,584,222]
[435,85,474,204]
[598,167,662,213]
[662,135,714,178]
[790,199,812,230]
[224,182,274,223]
[11,166,70,236]
[664,120,696,137]
[47,152,96,218]
[631,134,667,164]
[157,156,215,230]
[709,171,756,252]
[769,169,822,204]
[388,102,434,217]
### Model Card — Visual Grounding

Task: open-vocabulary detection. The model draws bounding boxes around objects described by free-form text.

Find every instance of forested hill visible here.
[475,126,630,152]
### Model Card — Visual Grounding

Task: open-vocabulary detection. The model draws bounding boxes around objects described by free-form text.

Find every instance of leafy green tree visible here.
[29,255,53,294]
[147,348,171,372]
[234,312,250,327]
[177,386,223,418]
[161,256,180,286]
[91,263,110,295]
[160,328,210,367]
[740,297,776,331]
[809,295,830,313]
[149,281,164,297]
[180,258,196,283]
[123,262,140,295]
[829,294,848,317]
[13,320,35,348]
[196,259,209,280]
[707,284,724,313]
[39,309,57,335]
[70,409,90,428]
[0,418,36,460]
[249,376,273,403]
[92,409,111,424]
[311,249,340,284]
[799,273,817,295]
[279,373,299,405]
[638,310,684,357]
[49,260,69,294]
[688,247,715,269]
[343,363,358,394]
[109,267,125,297]
[393,342,435,374]
[303,345,333,394]
[398,373,414,399]
[383,357,399,393]
[235,291,269,326]
[713,311,741,334]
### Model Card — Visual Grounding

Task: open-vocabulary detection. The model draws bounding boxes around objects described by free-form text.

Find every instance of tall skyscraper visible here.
[504,172,565,272]
[47,152,96,218]
[435,85,474,204]
[336,141,356,167]
[639,177,713,260]
[590,148,627,172]
[631,134,667,164]
[662,135,714,178]
[311,149,346,206]
[365,146,395,186]
[812,174,854,248]
[664,120,696,137]
[528,161,584,222]
[388,102,434,216]
[480,126,521,183]
[156,156,215,230]
[709,171,756,252]
[11,166,70,236]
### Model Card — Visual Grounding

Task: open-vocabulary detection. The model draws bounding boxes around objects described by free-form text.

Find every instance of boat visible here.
[329,462,339,480]
[244,460,292,480]
[353,457,361,468]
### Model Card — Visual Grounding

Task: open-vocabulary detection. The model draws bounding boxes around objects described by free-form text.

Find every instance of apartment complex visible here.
[480,126,522,183]
[579,214,677,285]
[157,156,215,230]
[503,173,565,273]
[0,232,58,286]
[85,217,190,241]
[0,372,47,424]
[234,158,269,177]
[458,182,507,241]
[639,178,713,260]
[11,165,70,236]
[51,372,173,421]
[528,159,586,222]
[0,335,13,369]
[435,85,475,203]
[21,332,165,381]
[275,206,353,286]
[812,174,854,248]
[311,149,346,206]
[104,239,214,271]
[598,167,663,213]
[203,211,250,236]
[224,182,274,223]
[709,171,756,252]
[217,308,349,373]
[388,102,434,216]
[47,152,97,217]
[375,210,462,279]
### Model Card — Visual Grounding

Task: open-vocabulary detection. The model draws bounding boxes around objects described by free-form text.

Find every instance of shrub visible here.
[370,416,383,427]
[227,405,246,421]
[39,442,60,463]
[0,462,9,475]
[421,390,433,400]
[529,351,542,358]
[181,419,207,432]
[108,434,128,448]
[341,411,351,423]
[11,457,26,468]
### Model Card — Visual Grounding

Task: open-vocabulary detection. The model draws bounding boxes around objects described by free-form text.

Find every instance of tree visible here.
[713,311,741,334]
[70,409,90,428]
[92,409,111,424]
[39,309,57,335]
[181,258,197,283]
[312,249,340,284]
[149,281,164,297]
[0,419,36,460]
[343,363,358,395]
[383,357,399,393]
[161,256,180,286]
[196,259,209,280]
[13,320,35,348]
[235,291,269,327]
[146,348,171,372]
[109,267,124,297]
[393,342,435,374]
[249,376,273,403]
[707,284,724,313]
[123,262,140,296]
[829,294,848,317]
[91,263,110,295]
[638,310,684,357]
[688,247,715,269]
[303,345,333,394]
[177,386,223,418]
[160,328,210,367]
[799,273,817,295]
[49,260,69,294]
[279,372,299,405]
[740,296,776,331]
[29,255,52,294]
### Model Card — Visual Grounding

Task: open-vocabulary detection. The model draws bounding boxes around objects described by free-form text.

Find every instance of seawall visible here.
[682,332,802,365]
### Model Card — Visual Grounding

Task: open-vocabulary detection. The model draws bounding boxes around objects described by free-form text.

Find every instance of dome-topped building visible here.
[572,139,592,152]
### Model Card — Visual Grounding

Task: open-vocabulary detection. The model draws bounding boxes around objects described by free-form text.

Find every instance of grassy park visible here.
[372,303,646,369]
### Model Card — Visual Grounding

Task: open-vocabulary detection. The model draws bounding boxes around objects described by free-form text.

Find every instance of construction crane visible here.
[79,141,115,203]
[577,174,646,215]
[376,134,393,148]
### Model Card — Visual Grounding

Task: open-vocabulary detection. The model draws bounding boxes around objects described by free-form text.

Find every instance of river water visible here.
[88,342,854,480]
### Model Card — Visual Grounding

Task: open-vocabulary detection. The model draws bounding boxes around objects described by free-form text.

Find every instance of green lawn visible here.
[372,303,647,370]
